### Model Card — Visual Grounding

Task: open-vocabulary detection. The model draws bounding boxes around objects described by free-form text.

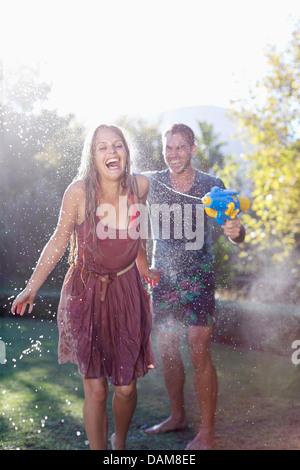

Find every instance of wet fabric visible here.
[144,169,224,327]
[151,263,216,327]
[144,169,225,271]
[57,218,157,386]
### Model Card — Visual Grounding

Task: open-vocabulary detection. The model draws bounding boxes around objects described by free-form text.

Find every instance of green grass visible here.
[0,316,300,450]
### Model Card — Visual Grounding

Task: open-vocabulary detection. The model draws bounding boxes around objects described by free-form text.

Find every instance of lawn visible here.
[0,316,300,450]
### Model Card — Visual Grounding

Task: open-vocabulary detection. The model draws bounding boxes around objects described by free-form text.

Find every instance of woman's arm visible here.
[11,181,82,315]
[134,175,160,288]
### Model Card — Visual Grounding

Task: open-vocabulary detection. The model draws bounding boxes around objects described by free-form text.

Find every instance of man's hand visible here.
[222,219,245,243]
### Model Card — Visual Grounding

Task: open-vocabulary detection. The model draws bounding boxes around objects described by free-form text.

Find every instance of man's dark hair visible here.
[163,123,195,146]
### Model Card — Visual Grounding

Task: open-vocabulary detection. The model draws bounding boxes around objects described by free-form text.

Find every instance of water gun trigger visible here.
[225,202,235,217]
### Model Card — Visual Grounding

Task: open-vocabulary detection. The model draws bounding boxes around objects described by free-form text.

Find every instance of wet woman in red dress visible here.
[11,124,160,450]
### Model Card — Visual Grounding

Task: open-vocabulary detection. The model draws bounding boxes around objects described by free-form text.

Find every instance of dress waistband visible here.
[74,261,136,301]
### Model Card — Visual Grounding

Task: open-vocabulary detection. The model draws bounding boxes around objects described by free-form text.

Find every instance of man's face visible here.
[163,132,196,174]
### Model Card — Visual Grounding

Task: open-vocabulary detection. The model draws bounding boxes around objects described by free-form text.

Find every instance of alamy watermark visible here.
[0,340,6,365]
[96,199,205,251]
[291,340,300,365]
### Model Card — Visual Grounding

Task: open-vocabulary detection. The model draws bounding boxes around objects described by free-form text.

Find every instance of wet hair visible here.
[68,124,134,267]
[78,123,131,199]
[163,123,195,147]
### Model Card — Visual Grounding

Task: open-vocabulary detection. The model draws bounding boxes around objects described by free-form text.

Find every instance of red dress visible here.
[57,217,157,385]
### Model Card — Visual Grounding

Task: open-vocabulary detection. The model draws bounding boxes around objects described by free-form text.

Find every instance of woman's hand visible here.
[11,287,36,316]
[139,267,160,288]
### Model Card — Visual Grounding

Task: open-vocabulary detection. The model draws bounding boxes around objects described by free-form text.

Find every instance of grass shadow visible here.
[1,316,300,450]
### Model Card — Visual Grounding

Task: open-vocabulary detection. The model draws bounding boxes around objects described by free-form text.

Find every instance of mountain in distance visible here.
[149,105,245,156]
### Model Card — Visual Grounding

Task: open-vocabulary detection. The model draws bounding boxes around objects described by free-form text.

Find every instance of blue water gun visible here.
[202,186,250,225]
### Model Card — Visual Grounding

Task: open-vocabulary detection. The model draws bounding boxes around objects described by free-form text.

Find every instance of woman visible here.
[11,124,159,450]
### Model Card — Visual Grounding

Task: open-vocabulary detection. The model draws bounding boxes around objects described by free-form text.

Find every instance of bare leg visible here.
[111,379,137,450]
[186,326,217,450]
[146,325,188,434]
[83,378,109,450]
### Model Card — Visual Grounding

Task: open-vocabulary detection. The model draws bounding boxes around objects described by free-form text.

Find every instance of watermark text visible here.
[291,340,300,365]
[95,200,205,251]
[0,340,6,365]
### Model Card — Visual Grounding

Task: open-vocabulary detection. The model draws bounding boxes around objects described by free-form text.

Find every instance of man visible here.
[144,123,245,450]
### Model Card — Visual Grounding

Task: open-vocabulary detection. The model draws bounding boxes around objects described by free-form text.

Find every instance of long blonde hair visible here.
[68,124,134,266]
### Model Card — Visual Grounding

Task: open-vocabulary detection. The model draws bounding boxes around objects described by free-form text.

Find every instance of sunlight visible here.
[1,0,300,124]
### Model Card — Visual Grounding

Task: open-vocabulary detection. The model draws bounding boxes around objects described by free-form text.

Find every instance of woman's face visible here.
[93,127,128,182]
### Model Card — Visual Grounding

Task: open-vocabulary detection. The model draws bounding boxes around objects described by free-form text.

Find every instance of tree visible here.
[0,64,85,294]
[230,24,300,266]
[193,120,225,173]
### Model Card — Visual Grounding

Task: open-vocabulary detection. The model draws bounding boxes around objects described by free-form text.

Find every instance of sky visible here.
[1,0,300,127]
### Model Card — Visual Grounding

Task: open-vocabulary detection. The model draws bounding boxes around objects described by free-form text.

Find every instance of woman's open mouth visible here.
[105,157,121,170]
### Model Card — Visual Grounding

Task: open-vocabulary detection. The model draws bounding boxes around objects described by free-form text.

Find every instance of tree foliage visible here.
[193,120,225,173]
[0,65,86,290]
[230,25,300,264]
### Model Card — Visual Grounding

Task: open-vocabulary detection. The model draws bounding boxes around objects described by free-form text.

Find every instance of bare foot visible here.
[111,433,116,450]
[185,429,215,450]
[111,433,125,450]
[145,416,188,434]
